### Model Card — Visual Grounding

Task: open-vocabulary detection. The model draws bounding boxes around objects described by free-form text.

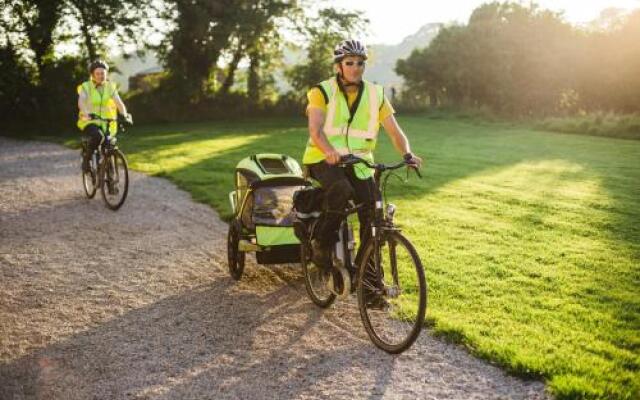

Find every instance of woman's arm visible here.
[113,91,128,116]
[78,90,91,120]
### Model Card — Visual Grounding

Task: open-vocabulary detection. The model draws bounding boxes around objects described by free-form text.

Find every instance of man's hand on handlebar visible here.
[339,154,365,165]
[325,149,342,165]
[335,153,423,177]
[403,152,423,169]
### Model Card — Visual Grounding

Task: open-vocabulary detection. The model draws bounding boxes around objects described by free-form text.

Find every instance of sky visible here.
[330,0,640,44]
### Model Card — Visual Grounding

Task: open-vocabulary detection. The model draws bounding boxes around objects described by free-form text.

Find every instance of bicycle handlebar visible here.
[88,113,133,126]
[338,154,422,178]
[88,114,115,122]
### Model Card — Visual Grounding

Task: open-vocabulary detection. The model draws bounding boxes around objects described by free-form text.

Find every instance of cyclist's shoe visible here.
[365,293,390,311]
[311,239,332,272]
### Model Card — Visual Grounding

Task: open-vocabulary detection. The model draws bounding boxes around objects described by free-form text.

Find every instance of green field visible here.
[74,115,638,399]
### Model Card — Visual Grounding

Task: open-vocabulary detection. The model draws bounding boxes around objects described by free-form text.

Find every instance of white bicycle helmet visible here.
[333,39,368,63]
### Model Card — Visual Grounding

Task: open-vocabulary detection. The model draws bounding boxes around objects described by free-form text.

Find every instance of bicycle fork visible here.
[370,199,396,297]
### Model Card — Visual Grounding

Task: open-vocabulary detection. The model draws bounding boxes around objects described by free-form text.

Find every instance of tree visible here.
[158,0,296,101]
[286,7,368,94]
[395,2,581,115]
[64,0,154,62]
[0,0,153,124]
[158,0,233,99]
[0,41,36,121]
[1,0,64,79]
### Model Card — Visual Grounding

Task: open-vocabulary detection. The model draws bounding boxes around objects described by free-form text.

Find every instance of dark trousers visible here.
[307,161,377,260]
[82,124,104,165]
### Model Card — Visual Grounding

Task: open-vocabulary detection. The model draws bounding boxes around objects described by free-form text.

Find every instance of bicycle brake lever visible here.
[407,164,422,178]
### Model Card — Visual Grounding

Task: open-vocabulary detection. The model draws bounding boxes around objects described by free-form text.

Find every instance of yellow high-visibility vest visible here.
[77,80,118,134]
[302,76,383,179]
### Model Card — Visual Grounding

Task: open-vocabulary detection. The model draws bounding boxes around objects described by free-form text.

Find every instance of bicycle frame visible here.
[332,155,419,289]
[301,154,426,352]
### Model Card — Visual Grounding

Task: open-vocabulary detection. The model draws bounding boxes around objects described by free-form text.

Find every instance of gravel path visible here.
[0,137,550,400]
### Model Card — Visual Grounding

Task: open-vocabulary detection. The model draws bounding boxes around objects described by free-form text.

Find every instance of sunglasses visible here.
[343,60,365,67]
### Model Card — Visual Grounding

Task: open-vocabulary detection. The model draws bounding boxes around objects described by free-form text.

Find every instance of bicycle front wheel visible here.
[357,230,427,354]
[100,150,129,210]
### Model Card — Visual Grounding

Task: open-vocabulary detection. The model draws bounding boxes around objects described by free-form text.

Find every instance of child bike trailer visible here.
[227,153,309,280]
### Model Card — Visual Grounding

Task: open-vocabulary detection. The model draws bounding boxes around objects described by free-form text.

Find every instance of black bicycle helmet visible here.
[333,39,368,63]
[89,59,109,73]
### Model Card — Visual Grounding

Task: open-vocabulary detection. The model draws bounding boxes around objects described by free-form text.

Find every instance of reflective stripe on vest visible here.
[77,80,118,133]
[302,77,383,179]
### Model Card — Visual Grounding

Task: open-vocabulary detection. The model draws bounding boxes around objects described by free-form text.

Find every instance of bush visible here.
[535,112,640,140]
[1,53,86,135]
[125,81,304,124]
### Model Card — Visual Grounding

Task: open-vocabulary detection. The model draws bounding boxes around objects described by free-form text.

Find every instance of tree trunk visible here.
[219,45,243,96]
[167,0,234,99]
[429,89,439,108]
[247,50,260,101]
[15,0,62,78]
[81,22,97,61]
[73,2,97,61]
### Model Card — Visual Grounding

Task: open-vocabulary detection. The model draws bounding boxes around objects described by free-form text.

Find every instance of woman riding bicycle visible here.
[303,39,423,272]
[77,59,132,172]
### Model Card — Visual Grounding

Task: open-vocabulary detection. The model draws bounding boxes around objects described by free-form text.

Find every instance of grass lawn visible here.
[56,115,640,399]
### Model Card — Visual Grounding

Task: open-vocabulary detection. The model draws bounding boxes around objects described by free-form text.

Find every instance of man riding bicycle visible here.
[77,59,132,172]
[303,39,423,273]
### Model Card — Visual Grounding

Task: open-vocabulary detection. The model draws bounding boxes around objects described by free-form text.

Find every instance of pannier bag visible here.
[292,186,324,242]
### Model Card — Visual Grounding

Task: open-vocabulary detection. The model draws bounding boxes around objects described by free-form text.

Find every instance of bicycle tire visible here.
[81,147,97,199]
[82,170,97,199]
[227,221,245,280]
[301,242,336,308]
[357,230,427,354]
[100,149,129,210]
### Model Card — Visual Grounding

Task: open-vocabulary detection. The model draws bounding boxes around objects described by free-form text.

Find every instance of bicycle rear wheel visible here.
[82,169,97,199]
[100,149,129,210]
[301,242,336,308]
[357,230,427,354]
[81,149,97,199]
